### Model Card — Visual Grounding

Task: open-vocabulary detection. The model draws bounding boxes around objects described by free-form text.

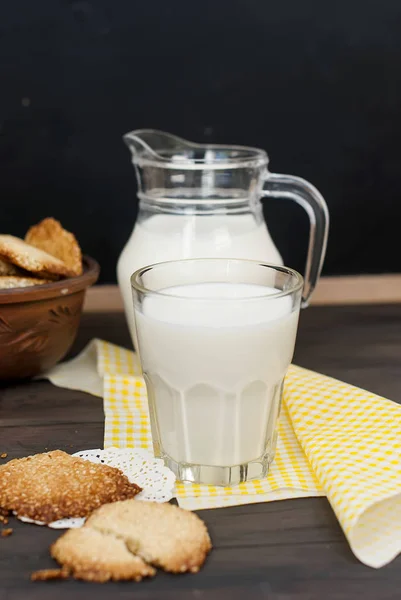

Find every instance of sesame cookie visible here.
[50,527,155,582]
[86,499,212,573]
[0,276,51,289]
[0,235,74,279]
[25,218,83,277]
[0,450,142,523]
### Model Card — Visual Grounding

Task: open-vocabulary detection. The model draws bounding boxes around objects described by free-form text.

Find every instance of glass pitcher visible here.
[118,129,329,346]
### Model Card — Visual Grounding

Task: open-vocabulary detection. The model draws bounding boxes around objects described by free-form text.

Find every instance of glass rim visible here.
[131,258,304,301]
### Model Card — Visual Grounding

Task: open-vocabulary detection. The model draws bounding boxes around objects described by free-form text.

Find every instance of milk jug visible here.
[117,129,329,346]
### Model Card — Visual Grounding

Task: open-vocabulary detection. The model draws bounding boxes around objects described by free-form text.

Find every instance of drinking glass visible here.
[132,258,303,486]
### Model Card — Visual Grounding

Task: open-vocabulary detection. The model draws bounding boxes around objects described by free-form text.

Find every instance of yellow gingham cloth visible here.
[45,339,401,568]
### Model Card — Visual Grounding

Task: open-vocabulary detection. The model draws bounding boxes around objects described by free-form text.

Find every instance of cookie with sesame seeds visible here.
[50,527,155,583]
[25,218,83,277]
[0,450,141,523]
[0,276,52,289]
[0,235,74,279]
[85,499,212,573]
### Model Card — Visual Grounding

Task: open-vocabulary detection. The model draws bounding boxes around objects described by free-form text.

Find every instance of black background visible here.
[1,0,401,283]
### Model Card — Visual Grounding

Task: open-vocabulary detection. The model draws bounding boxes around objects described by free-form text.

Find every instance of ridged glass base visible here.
[162,452,272,486]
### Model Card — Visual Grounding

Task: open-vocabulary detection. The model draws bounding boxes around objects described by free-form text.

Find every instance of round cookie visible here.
[0,276,51,289]
[0,450,142,523]
[0,235,74,279]
[25,218,83,277]
[85,499,212,573]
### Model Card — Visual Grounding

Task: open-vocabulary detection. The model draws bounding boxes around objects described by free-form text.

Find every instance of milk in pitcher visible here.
[118,212,283,345]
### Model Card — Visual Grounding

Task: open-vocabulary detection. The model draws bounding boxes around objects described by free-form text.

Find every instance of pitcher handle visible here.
[262,172,329,307]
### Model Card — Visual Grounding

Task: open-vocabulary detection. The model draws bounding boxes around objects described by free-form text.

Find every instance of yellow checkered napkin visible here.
[46,339,401,568]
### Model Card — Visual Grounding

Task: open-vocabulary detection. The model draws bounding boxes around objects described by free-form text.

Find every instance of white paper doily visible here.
[16,447,176,529]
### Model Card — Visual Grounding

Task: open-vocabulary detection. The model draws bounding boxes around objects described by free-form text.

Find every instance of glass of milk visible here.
[132,258,303,486]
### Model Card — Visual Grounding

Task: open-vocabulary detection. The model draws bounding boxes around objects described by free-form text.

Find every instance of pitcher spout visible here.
[123,129,193,165]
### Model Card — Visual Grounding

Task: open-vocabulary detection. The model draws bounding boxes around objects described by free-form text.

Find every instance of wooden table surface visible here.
[1,305,401,600]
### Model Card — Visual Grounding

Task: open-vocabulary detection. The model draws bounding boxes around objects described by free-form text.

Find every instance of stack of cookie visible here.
[0,218,83,289]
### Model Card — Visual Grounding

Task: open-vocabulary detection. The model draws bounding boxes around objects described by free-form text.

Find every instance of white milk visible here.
[135,283,299,467]
[117,214,283,346]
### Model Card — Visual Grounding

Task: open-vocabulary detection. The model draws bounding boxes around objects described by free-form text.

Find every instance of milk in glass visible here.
[135,282,299,469]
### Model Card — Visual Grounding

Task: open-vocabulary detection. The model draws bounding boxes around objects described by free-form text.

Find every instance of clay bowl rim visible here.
[0,255,100,305]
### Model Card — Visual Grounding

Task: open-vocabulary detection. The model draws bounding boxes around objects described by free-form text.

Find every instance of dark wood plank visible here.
[1,306,401,599]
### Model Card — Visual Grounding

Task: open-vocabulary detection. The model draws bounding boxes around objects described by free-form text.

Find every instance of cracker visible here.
[86,500,212,573]
[25,218,83,277]
[0,236,74,279]
[0,450,142,523]
[51,528,155,582]
[0,257,22,276]
[0,276,51,289]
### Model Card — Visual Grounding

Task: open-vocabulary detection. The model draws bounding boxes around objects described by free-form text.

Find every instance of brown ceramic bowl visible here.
[0,256,99,381]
